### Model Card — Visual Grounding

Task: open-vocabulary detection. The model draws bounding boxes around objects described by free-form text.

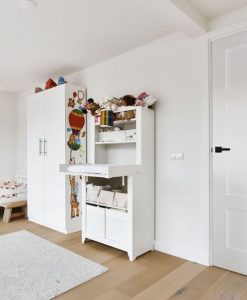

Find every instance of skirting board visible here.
[28,218,69,234]
[155,241,209,266]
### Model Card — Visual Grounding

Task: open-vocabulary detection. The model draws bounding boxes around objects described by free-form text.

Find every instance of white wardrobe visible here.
[27,84,86,233]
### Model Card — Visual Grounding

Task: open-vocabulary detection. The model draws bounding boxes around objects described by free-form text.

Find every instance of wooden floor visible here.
[1,217,247,300]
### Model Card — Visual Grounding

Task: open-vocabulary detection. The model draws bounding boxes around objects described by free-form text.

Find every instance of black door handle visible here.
[215,146,231,153]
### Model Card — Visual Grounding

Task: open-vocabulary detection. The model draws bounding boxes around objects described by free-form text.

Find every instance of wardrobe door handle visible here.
[39,138,43,155]
[44,139,47,155]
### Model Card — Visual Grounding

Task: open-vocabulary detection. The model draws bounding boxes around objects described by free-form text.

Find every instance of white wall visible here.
[0,92,17,181]
[16,31,210,265]
[16,91,30,176]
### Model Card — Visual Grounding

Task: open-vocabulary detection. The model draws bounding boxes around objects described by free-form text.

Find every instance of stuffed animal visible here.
[118,95,136,120]
[58,77,67,85]
[45,78,57,90]
[137,92,157,108]
[86,98,101,116]
[120,95,136,106]
[104,96,121,112]
[35,87,43,93]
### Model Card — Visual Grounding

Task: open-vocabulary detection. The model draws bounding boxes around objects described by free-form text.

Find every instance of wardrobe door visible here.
[27,93,45,223]
[43,86,66,231]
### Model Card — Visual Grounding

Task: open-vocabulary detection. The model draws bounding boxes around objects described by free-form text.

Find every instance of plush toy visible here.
[120,95,136,106]
[117,95,136,120]
[86,98,101,116]
[137,92,157,108]
[35,87,43,93]
[45,78,57,90]
[103,96,121,112]
[58,76,67,85]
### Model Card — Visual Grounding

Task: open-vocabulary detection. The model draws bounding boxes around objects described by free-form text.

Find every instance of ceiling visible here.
[1,0,247,92]
[188,0,247,19]
[0,0,176,92]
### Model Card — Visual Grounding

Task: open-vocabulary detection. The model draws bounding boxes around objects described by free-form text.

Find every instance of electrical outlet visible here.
[170,153,176,160]
[176,153,184,160]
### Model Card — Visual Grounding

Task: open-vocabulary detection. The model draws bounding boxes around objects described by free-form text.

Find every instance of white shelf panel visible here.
[86,201,128,212]
[60,164,143,178]
[95,140,136,145]
[95,118,136,127]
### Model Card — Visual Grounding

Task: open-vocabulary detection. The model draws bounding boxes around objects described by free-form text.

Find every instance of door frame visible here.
[208,25,247,266]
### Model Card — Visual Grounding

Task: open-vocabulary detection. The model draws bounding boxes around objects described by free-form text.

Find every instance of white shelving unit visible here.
[60,106,154,260]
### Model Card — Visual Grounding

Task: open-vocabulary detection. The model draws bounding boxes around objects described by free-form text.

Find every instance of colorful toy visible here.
[45,78,57,90]
[120,95,136,106]
[58,76,67,85]
[100,110,114,127]
[86,98,101,116]
[103,96,121,112]
[35,87,43,93]
[137,92,157,108]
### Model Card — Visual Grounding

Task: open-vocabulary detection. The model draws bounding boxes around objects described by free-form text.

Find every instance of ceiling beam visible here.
[165,0,208,37]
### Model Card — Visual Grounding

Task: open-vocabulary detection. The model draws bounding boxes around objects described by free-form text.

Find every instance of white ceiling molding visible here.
[209,5,247,31]
[165,0,208,37]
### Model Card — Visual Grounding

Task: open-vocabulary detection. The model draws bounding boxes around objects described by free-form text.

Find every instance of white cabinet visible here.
[60,106,154,260]
[84,106,154,260]
[27,84,86,233]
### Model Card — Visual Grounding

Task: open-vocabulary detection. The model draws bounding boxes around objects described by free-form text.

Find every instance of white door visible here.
[43,86,66,230]
[213,31,247,275]
[27,93,45,223]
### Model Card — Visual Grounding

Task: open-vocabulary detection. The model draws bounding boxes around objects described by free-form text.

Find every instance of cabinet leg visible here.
[128,252,136,262]
[82,234,86,244]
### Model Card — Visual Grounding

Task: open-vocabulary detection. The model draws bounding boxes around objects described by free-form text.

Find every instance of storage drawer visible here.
[105,209,128,245]
[86,205,105,237]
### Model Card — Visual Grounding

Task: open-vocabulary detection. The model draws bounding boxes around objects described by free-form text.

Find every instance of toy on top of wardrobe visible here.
[35,76,68,93]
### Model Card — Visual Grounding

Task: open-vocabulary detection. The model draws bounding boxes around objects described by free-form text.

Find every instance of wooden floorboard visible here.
[1,217,247,299]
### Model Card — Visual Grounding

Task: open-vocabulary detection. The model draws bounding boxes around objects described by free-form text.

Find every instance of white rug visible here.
[0,230,108,300]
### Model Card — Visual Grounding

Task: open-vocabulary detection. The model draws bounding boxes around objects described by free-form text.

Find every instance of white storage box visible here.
[86,205,105,238]
[113,192,128,209]
[105,209,128,245]
[98,131,125,142]
[98,190,114,206]
[86,188,99,203]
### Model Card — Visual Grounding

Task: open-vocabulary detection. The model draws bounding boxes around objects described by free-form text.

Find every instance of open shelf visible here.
[95,140,136,145]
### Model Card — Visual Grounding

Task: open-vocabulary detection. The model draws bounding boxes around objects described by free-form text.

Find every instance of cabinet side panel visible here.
[65,85,87,233]
[132,174,154,257]
[43,86,66,231]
